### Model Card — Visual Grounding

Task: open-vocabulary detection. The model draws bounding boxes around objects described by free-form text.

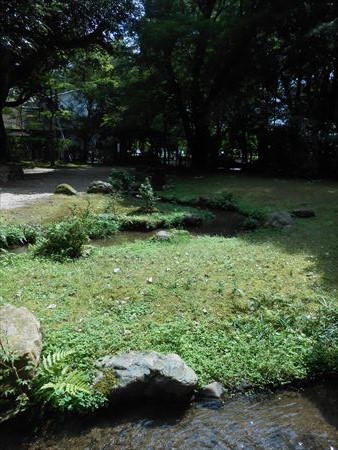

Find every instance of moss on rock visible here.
[54,183,77,196]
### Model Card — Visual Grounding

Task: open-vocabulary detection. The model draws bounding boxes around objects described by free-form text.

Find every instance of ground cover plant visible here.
[0,195,211,250]
[1,174,337,415]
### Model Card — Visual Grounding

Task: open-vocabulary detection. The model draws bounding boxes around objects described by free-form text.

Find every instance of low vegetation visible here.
[0,172,337,418]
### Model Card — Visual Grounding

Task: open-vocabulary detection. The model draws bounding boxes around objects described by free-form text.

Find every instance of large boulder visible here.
[0,305,42,373]
[54,183,77,196]
[265,211,294,229]
[94,351,198,403]
[87,180,114,194]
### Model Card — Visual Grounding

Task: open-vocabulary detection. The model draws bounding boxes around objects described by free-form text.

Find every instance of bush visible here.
[108,169,136,194]
[83,213,120,239]
[138,177,159,213]
[33,218,89,260]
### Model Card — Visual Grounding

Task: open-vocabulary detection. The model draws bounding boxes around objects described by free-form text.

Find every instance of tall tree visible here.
[0,0,136,161]
[139,0,316,169]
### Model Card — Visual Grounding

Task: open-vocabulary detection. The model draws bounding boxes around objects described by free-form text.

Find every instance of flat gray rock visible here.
[94,351,198,403]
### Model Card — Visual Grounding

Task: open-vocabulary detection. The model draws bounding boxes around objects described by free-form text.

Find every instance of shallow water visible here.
[92,210,245,248]
[2,381,337,450]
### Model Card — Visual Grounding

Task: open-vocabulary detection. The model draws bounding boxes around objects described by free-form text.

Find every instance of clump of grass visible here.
[118,208,212,231]
[33,218,89,260]
[0,223,42,249]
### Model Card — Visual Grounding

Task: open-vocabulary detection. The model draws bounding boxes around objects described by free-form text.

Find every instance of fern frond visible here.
[38,371,90,396]
[41,350,74,372]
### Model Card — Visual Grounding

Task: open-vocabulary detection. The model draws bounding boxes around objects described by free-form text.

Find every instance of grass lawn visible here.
[1,173,337,394]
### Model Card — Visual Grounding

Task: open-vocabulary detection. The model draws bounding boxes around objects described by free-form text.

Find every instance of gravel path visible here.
[0,166,113,210]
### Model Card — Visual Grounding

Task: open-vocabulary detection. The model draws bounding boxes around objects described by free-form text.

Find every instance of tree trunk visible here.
[186,119,219,170]
[0,108,9,162]
[0,46,11,162]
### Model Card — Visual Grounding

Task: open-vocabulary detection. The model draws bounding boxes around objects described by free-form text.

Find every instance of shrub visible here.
[108,169,136,194]
[209,192,239,211]
[83,213,120,239]
[138,177,159,213]
[33,218,89,260]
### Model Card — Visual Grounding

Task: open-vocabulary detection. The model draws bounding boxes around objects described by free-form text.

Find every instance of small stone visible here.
[147,277,153,283]
[113,268,121,274]
[156,230,171,241]
[199,381,225,399]
[47,304,57,309]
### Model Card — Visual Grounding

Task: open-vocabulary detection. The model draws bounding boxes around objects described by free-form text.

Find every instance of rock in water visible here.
[87,181,114,194]
[0,305,42,373]
[265,211,294,228]
[94,351,198,403]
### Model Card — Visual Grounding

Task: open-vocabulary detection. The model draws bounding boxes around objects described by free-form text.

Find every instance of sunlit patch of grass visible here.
[0,173,337,392]
[1,232,337,389]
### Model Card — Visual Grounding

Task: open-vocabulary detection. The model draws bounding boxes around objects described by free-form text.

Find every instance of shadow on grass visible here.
[238,211,338,292]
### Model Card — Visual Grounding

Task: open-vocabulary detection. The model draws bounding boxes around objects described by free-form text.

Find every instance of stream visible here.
[1,380,337,449]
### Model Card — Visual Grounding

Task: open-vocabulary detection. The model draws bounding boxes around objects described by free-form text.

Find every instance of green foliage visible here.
[83,213,120,239]
[0,224,42,249]
[108,169,136,194]
[33,350,94,412]
[118,208,212,231]
[33,218,89,260]
[104,191,123,216]
[138,177,159,213]
[0,343,32,423]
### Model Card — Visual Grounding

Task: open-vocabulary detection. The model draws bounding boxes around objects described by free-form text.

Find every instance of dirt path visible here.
[0,166,113,209]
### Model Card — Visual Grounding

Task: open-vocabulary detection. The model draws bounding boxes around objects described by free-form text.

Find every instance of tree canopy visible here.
[1,0,338,176]
[0,0,137,160]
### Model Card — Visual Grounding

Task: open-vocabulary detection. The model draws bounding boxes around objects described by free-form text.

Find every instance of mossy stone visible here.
[54,183,77,196]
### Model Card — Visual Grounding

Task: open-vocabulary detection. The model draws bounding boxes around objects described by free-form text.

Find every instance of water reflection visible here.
[2,381,337,450]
